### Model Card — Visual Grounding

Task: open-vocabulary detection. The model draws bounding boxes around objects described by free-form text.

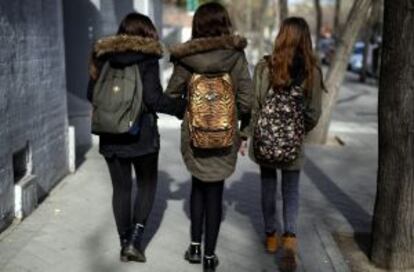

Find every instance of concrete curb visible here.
[315,223,351,272]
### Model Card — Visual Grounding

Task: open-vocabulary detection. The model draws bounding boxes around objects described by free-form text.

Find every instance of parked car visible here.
[319,39,380,79]
[348,42,365,72]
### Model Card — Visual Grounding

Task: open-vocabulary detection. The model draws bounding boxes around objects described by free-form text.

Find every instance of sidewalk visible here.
[0,75,378,272]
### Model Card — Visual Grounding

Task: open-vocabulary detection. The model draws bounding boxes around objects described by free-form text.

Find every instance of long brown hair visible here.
[270,17,316,91]
[117,12,159,40]
[192,2,233,39]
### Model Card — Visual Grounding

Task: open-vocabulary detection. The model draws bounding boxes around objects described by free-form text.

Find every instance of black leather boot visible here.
[184,243,202,264]
[124,224,146,262]
[119,231,129,262]
[203,255,219,272]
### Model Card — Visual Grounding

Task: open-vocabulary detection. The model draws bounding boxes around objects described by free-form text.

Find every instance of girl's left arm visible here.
[142,60,187,118]
[304,67,323,132]
[235,53,253,139]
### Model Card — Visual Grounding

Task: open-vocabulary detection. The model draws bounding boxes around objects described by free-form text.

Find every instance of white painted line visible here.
[330,121,377,134]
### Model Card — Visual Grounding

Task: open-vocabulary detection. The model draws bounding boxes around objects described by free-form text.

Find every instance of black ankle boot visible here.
[119,231,130,262]
[184,243,202,264]
[124,224,146,262]
[203,255,219,272]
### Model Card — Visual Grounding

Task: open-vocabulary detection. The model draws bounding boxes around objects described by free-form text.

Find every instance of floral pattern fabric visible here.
[253,86,305,164]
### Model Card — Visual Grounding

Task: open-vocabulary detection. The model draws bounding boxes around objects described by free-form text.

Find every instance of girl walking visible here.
[249,17,323,271]
[166,3,252,271]
[87,13,185,263]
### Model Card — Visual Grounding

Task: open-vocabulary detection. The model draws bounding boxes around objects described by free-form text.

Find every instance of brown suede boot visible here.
[265,233,280,253]
[280,233,298,272]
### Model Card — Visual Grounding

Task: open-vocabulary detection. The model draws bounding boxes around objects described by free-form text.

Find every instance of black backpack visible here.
[253,85,305,164]
[91,62,143,135]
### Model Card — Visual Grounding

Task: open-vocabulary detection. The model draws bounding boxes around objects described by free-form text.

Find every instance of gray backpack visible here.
[91,62,143,135]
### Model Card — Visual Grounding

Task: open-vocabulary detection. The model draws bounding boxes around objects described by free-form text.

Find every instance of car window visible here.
[354,47,364,54]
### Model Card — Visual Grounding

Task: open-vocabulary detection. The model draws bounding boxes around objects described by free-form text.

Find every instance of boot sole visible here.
[120,255,129,262]
[184,252,202,264]
[124,247,146,263]
[127,255,146,263]
[203,259,219,272]
[279,255,297,272]
[266,248,278,254]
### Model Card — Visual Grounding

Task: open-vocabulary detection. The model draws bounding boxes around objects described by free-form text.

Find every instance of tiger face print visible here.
[187,73,236,149]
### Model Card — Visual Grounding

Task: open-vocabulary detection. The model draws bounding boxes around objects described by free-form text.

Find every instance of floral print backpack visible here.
[253,85,305,164]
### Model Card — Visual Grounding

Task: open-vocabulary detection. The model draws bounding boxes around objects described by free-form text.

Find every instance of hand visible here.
[239,140,248,156]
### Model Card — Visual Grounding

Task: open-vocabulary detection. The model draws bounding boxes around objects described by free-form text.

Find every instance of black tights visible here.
[190,176,224,256]
[105,153,158,236]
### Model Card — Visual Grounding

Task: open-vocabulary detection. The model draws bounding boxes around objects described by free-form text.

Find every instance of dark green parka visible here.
[166,35,253,182]
[248,57,323,170]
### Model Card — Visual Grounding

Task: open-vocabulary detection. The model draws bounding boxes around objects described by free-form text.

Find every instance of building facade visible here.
[0,0,162,232]
[0,0,69,232]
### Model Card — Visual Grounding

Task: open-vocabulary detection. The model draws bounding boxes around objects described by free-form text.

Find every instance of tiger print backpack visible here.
[187,73,235,149]
[253,85,305,163]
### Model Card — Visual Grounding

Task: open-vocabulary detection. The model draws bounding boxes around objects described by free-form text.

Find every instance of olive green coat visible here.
[166,35,253,182]
[248,58,323,170]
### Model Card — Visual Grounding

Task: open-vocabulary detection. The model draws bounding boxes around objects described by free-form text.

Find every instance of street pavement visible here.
[0,73,378,272]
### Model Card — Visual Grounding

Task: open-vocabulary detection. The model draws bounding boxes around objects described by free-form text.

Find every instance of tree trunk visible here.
[278,0,288,24]
[360,0,383,82]
[334,0,341,36]
[257,0,270,58]
[360,25,372,83]
[314,0,323,52]
[306,0,373,144]
[370,0,414,269]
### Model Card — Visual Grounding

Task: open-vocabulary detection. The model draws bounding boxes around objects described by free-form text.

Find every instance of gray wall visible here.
[0,0,69,231]
[0,0,163,233]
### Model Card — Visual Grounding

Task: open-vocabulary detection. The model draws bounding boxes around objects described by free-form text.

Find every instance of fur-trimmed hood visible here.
[169,35,247,59]
[169,35,248,74]
[94,35,163,58]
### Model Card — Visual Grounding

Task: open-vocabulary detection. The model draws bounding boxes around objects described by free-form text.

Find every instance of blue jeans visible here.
[260,166,300,235]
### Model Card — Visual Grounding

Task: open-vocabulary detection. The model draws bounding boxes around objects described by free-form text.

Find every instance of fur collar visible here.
[94,35,163,57]
[169,35,247,59]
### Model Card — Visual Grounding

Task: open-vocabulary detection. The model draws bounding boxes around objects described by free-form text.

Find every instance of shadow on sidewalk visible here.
[225,172,264,238]
[303,158,372,254]
[169,179,191,220]
[83,171,180,272]
[142,171,177,249]
[164,171,275,240]
[337,89,371,105]
[168,178,233,226]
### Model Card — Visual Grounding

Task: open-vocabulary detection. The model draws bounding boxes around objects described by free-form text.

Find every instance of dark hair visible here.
[117,12,159,40]
[192,2,233,39]
[270,17,316,92]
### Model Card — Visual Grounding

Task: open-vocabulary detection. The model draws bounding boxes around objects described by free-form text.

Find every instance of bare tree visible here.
[257,0,271,57]
[314,0,323,52]
[360,0,383,82]
[278,0,288,24]
[371,0,414,269]
[307,0,374,144]
[226,0,273,63]
[334,0,341,35]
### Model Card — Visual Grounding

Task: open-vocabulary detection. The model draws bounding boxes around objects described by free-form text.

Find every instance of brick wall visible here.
[0,0,69,231]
